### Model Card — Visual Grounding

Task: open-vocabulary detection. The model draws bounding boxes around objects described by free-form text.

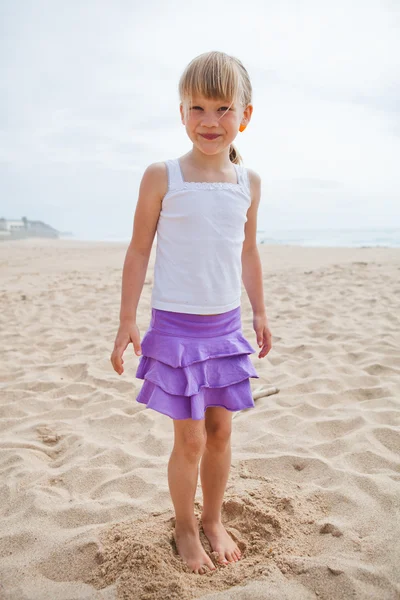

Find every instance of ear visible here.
[180,102,186,125]
[242,103,253,126]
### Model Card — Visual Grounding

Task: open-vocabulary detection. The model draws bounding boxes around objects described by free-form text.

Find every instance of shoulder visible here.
[244,167,261,205]
[245,167,261,187]
[140,161,168,198]
[142,160,169,182]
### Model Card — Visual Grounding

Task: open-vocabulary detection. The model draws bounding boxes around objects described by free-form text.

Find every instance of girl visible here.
[110,51,272,575]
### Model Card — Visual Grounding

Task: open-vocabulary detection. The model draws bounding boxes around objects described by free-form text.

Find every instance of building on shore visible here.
[0,217,60,240]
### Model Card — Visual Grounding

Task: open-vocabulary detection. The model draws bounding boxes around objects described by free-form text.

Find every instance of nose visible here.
[200,111,220,128]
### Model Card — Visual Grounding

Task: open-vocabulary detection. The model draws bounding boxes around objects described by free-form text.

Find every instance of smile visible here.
[200,134,221,140]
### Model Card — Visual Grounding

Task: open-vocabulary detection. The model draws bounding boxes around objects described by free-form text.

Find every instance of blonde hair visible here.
[178,51,252,165]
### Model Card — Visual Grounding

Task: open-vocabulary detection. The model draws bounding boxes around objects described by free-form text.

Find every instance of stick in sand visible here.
[232,385,280,419]
[252,385,279,401]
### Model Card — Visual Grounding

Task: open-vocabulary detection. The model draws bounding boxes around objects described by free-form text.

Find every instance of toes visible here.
[201,562,215,575]
[195,566,204,575]
[194,562,216,575]
[216,551,229,564]
[205,559,216,572]
[216,547,242,564]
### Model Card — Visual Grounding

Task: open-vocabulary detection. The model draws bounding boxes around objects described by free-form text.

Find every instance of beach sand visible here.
[0,239,399,600]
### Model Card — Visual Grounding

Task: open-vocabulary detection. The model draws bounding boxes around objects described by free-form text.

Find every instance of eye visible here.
[189,105,231,112]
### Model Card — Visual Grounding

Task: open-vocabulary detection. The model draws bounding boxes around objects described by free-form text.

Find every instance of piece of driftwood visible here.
[232,385,280,419]
[252,385,279,401]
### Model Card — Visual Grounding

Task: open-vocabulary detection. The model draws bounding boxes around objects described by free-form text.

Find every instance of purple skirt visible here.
[135,306,259,420]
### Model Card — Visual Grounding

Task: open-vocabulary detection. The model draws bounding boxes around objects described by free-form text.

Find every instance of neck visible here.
[186,146,232,171]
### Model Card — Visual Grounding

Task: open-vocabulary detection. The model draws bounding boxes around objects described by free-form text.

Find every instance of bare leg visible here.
[200,407,242,564]
[168,417,216,574]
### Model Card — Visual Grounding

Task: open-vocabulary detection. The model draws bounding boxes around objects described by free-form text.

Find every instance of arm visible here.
[111,162,167,374]
[241,169,272,358]
[120,161,167,321]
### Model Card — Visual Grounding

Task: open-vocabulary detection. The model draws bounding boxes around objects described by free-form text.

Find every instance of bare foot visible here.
[174,523,216,575]
[201,519,242,565]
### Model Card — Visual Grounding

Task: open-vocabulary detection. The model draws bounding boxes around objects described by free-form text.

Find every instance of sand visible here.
[0,239,399,600]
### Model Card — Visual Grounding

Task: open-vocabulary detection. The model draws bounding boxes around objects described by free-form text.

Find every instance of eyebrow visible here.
[190,99,234,106]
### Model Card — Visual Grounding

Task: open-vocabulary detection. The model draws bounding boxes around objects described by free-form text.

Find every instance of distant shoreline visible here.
[1,235,400,250]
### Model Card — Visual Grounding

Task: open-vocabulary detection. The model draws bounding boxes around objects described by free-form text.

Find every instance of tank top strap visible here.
[234,164,251,196]
[165,158,184,191]
[165,158,250,195]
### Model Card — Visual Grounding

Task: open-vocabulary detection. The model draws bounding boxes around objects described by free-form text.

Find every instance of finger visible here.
[259,341,271,357]
[112,342,128,373]
[131,334,142,356]
[111,351,124,374]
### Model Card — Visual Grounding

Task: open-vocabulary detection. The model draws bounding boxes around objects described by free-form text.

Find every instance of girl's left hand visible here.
[253,312,272,358]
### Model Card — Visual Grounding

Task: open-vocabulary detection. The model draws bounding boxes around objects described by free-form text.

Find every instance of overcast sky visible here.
[1,0,399,239]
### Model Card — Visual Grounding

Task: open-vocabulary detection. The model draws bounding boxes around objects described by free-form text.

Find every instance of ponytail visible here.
[229,143,243,165]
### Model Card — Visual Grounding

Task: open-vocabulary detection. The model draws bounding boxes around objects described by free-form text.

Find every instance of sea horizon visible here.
[63,227,400,249]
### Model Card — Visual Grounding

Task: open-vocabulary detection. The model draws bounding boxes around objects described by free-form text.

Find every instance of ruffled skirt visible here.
[135,306,259,420]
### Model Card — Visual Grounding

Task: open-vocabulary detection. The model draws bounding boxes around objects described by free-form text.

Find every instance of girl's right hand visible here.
[110,322,142,375]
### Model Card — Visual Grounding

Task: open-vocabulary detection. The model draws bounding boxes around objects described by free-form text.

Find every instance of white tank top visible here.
[151,157,252,315]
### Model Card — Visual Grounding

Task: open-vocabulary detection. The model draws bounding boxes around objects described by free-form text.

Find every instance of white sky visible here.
[1,0,399,239]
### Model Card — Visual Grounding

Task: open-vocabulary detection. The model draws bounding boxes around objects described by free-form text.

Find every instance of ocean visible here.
[70,228,400,248]
[255,228,400,248]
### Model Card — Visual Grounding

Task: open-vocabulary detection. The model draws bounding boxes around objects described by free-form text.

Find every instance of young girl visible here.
[110,51,272,575]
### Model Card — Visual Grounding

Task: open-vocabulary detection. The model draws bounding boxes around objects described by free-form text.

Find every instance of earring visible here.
[239,122,247,132]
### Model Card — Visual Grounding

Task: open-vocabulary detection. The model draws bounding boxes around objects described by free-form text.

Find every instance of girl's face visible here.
[180,95,253,156]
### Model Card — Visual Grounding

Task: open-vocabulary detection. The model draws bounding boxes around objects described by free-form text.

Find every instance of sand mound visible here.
[85,481,326,600]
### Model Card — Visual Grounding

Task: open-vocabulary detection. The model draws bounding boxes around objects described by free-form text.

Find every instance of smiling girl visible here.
[111,51,272,575]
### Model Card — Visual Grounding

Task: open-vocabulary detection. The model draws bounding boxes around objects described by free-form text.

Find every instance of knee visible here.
[174,431,206,462]
[206,423,232,451]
